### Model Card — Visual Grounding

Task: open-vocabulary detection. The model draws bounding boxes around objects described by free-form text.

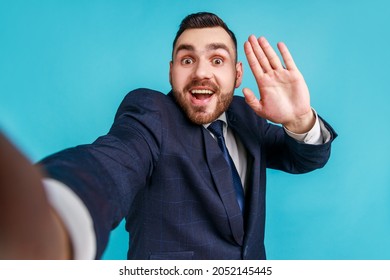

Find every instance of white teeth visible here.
[191,89,213,94]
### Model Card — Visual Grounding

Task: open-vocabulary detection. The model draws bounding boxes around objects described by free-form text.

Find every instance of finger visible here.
[244,40,264,77]
[258,37,283,70]
[247,35,272,73]
[242,87,264,117]
[277,42,298,71]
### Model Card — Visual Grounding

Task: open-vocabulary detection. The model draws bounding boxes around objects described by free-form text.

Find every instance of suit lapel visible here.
[203,128,244,246]
[227,108,264,242]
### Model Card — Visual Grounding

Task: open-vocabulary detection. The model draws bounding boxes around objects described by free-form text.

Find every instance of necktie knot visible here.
[207,120,224,139]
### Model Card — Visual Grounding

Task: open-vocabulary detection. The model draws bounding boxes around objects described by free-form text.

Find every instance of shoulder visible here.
[230,95,247,108]
[228,95,266,124]
[120,88,172,106]
[114,88,176,120]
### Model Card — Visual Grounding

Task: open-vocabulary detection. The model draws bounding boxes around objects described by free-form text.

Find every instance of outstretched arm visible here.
[243,35,315,134]
[0,133,71,259]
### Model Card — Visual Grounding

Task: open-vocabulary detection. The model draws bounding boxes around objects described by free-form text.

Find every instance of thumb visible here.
[242,88,264,116]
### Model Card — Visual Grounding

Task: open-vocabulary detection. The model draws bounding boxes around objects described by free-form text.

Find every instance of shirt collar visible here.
[203,113,228,135]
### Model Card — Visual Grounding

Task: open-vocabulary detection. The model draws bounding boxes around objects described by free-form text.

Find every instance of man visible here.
[0,12,336,260]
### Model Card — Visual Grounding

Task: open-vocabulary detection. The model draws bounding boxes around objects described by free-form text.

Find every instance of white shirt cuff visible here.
[43,178,96,259]
[284,109,331,145]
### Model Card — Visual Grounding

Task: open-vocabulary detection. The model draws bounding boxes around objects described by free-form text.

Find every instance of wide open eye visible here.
[181,58,194,65]
[212,58,223,65]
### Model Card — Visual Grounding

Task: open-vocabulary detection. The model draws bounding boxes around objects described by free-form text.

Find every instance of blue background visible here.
[1,0,389,260]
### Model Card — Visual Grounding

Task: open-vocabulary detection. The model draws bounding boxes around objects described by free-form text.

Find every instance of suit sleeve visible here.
[263,116,337,174]
[38,89,163,258]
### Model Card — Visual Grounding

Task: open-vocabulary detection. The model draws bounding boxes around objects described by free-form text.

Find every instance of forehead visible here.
[173,27,236,57]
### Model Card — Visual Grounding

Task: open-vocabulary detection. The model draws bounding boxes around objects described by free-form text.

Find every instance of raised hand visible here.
[242,35,315,134]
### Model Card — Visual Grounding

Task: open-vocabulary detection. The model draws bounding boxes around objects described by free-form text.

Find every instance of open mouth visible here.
[190,89,214,101]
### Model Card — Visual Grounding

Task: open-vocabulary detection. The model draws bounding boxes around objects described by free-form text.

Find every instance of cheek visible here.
[171,68,189,87]
[217,70,237,89]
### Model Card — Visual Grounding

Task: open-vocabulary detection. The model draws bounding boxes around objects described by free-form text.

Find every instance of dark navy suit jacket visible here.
[40,88,337,259]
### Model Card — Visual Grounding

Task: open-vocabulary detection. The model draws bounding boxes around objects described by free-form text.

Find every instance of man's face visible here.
[170,27,243,125]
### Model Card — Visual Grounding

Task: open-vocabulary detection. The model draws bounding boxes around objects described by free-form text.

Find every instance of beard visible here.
[172,80,234,125]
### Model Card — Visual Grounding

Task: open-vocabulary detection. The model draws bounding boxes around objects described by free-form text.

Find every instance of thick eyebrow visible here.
[206,43,231,55]
[174,44,194,56]
[174,43,232,57]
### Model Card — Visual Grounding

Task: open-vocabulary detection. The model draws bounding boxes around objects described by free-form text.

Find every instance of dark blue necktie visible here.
[208,120,245,213]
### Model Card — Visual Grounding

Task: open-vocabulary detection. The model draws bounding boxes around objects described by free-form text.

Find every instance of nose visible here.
[192,59,212,80]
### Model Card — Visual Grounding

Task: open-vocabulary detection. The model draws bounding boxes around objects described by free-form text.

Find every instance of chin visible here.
[187,108,224,125]
[172,88,232,125]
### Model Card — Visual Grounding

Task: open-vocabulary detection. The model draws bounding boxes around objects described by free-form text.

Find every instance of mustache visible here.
[183,80,219,92]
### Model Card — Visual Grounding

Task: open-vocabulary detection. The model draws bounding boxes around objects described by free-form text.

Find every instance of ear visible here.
[169,61,173,85]
[234,62,243,88]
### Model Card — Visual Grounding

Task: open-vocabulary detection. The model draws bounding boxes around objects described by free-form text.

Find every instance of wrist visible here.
[283,109,316,134]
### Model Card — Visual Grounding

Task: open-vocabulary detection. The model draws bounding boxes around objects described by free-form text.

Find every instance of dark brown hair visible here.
[172,12,237,60]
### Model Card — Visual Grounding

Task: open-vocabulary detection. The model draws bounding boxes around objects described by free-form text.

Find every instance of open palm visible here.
[243,36,314,133]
